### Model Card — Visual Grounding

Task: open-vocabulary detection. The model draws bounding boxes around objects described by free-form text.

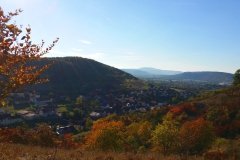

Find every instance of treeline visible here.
[84,114,215,155]
[85,113,238,154]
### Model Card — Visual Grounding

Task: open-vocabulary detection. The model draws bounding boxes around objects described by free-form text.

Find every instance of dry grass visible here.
[0,143,204,160]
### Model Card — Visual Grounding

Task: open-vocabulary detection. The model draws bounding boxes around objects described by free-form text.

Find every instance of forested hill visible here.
[101,85,240,143]
[167,85,240,138]
[167,71,233,83]
[123,68,233,84]
[29,57,137,96]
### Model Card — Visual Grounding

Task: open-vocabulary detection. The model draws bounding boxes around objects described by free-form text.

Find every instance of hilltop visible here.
[28,57,137,96]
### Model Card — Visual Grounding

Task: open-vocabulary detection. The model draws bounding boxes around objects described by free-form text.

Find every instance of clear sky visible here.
[1,0,240,73]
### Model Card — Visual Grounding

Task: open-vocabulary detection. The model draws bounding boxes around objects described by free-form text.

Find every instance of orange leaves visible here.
[84,119,125,151]
[91,119,124,131]
[6,24,15,30]
[179,118,215,154]
[0,7,58,104]
[169,103,199,119]
[169,107,182,116]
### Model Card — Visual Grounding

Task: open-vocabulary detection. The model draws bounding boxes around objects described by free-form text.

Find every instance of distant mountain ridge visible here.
[140,67,182,75]
[122,68,233,84]
[122,68,182,77]
[165,71,233,84]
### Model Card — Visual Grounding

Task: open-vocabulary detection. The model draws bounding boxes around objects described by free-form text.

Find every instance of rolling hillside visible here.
[122,67,182,77]
[28,57,137,96]
[167,85,240,138]
[166,71,233,83]
[124,68,233,84]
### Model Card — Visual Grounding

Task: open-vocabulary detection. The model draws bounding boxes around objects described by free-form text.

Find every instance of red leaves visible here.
[169,107,182,116]
[169,103,199,118]
[179,118,215,154]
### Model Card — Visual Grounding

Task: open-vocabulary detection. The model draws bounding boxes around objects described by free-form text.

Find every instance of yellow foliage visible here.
[84,119,125,151]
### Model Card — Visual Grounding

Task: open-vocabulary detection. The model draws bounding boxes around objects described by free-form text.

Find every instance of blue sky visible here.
[1,0,240,73]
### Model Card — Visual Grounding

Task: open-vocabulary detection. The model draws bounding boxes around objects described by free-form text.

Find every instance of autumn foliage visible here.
[169,103,199,118]
[178,118,215,154]
[151,114,179,155]
[0,124,78,149]
[0,7,58,105]
[126,121,152,152]
[84,119,125,151]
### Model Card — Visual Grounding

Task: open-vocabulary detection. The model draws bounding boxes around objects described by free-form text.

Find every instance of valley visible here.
[1,3,240,159]
[0,57,228,130]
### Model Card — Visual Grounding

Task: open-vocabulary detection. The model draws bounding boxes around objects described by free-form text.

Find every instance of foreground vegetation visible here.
[0,143,205,160]
[1,142,240,160]
[1,86,240,159]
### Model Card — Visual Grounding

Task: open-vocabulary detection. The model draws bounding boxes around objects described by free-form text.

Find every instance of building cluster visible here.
[0,86,194,131]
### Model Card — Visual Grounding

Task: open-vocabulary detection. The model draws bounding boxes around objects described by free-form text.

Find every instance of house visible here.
[16,110,38,120]
[56,125,77,135]
[90,112,101,118]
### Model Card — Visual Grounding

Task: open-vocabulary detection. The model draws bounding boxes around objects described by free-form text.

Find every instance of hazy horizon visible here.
[121,67,234,74]
[40,56,235,73]
[1,0,240,73]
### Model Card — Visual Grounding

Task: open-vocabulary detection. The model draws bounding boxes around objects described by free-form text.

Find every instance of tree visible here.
[233,69,240,86]
[178,118,215,155]
[126,121,152,152]
[32,123,58,147]
[0,7,58,105]
[84,119,125,151]
[151,114,179,155]
[75,95,84,107]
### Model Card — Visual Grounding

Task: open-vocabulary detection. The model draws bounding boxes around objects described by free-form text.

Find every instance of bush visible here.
[84,119,125,151]
[151,114,179,155]
[178,118,215,154]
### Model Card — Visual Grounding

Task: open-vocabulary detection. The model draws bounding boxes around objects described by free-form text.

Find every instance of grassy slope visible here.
[0,143,202,160]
